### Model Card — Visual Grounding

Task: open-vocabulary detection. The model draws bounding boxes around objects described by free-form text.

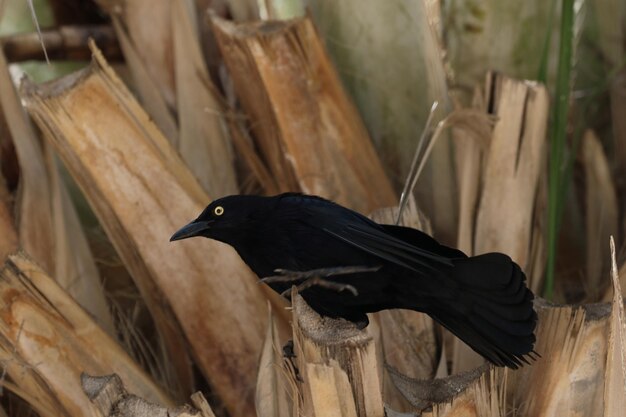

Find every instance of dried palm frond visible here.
[474,73,549,275]
[82,374,215,417]
[173,0,238,197]
[211,14,396,213]
[23,42,272,416]
[110,16,179,145]
[291,290,384,417]
[97,0,176,108]
[0,45,114,334]
[581,131,618,300]
[255,306,293,417]
[0,48,54,273]
[0,253,171,417]
[604,237,626,417]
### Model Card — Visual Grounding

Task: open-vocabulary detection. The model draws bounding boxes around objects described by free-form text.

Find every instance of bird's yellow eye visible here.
[214,206,224,216]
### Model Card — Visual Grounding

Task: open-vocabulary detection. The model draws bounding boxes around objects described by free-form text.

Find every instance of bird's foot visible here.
[260,265,380,285]
[261,265,380,298]
[280,276,359,297]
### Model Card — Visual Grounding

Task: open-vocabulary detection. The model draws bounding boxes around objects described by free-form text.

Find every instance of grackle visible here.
[171,193,537,368]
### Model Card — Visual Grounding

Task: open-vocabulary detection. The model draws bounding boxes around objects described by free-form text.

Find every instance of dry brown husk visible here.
[0,253,171,417]
[99,290,626,417]
[172,0,238,197]
[604,261,626,301]
[1,4,623,417]
[502,239,621,416]
[0,48,54,273]
[393,364,502,417]
[210,14,397,214]
[107,1,239,197]
[45,147,116,336]
[82,373,216,417]
[474,73,549,274]
[291,291,384,417]
[453,72,549,373]
[603,237,626,417]
[388,298,618,417]
[98,0,176,109]
[581,130,618,300]
[0,45,114,334]
[110,15,179,145]
[255,306,293,417]
[452,87,489,256]
[22,42,271,417]
[507,302,608,416]
[227,112,281,195]
[254,289,388,417]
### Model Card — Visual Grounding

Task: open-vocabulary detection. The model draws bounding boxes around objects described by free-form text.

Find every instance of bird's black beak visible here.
[170,221,211,242]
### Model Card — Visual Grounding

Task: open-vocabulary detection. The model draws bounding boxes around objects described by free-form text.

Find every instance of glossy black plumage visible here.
[171,193,537,368]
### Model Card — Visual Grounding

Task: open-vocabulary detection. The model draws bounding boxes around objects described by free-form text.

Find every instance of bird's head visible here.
[170,195,268,244]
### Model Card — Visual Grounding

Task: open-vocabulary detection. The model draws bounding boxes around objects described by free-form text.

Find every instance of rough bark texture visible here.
[211,14,396,214]
[0,48,55,273]
[0,254,171,417]
[100,0,176,108]
[508,301,611,417]
[474,73,549,273]
[23,43,269,417]
[604,238,626,417]
[292,292,384,417]
[173,0,238,197]
[82,373,216,417]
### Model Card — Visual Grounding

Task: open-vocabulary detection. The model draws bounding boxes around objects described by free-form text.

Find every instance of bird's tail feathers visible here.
[422,253,537,368]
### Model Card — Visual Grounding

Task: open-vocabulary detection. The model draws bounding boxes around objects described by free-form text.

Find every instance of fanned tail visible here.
[425,253,537,368]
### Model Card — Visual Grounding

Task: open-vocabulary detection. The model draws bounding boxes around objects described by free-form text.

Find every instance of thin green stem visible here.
[545,0,575,300]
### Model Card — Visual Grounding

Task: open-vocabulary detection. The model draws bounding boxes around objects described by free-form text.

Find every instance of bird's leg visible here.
[281,276,359,297]
[260,265,380,297]
[260,265,380,285]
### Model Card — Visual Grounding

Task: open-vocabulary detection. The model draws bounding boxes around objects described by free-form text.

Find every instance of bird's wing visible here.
[380,225,468,259]
[322,220,454,272]
[277,193,456,272]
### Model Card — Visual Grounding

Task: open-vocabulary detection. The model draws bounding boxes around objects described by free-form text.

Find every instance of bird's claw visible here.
[279,277,359,298]
[260,265,380,285]
[260,265,379,297]
[259,271,305,285]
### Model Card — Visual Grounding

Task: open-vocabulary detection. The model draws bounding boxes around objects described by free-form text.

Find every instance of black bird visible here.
[170,193,537,368]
